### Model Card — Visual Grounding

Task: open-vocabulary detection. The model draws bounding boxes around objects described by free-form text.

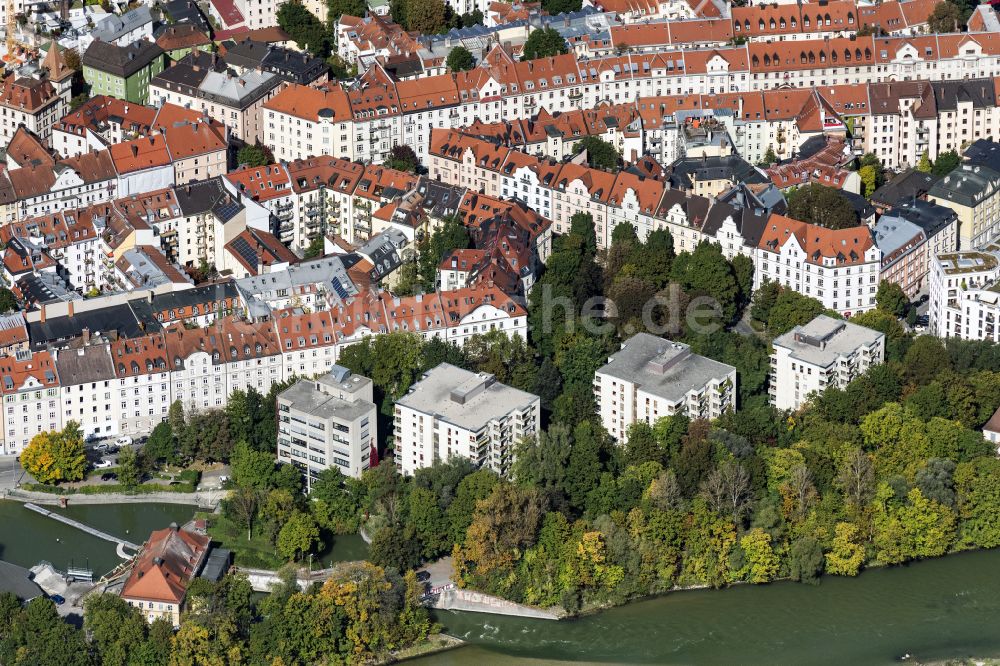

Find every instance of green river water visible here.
[3,499,998,665]
[0,500,368,577]
[415,547,1000,666]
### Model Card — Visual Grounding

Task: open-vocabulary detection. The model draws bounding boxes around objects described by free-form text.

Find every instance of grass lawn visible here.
[198,511,285,569]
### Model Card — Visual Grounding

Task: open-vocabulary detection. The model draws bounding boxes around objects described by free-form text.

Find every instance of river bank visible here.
[409,547,1000,665]
[2,488,223,509]
[0,500,199,576]
[391,634,465,663]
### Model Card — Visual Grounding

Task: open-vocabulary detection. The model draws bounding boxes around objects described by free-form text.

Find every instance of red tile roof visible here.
[121,526,210,605]
[759,213,876,267]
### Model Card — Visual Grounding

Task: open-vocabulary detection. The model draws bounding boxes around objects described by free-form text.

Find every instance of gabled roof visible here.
[225,227,297,276]
[156,24,212,52]
[82,39,164,78]
[0,73,59,113]
[110,135,172,173]
[6,127,55,169]
[758,213,877,267]
[121,526,210,604]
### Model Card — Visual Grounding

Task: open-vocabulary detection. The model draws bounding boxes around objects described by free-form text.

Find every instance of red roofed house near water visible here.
[121,523,211,627]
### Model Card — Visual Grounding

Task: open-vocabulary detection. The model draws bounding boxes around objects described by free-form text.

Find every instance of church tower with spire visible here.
[41,42,73,104]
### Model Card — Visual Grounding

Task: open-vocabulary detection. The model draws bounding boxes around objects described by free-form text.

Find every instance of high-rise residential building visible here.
[769,314,885,411]
[393,363,540,478]
[594,333,737,443]
[929,246,1000,342]
[276,366,377,487]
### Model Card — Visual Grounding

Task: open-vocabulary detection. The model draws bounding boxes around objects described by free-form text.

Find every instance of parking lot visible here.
[84,435,145,465]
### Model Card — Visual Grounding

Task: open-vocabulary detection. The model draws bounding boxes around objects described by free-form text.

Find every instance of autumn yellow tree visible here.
[20,421,86,484]
[825,522,866,576]
[320,561,432,661]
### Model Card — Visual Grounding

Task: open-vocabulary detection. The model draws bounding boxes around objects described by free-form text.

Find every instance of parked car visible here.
[100,473,117,482]
[93,459,113,469]
[93,442,110,451]
[415,570,431,583]
[115,436,133,447]
[49,594,65,605]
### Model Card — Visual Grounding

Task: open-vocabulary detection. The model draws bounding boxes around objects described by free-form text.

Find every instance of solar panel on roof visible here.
[330,277,350,299]
[230,236,259,269]
[214,200,242,222]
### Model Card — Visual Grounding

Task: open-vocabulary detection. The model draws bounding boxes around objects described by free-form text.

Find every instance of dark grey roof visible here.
[174,177,227,216]
[150,52,225,93]
[870,168,939,208]
[927,163,1000,207]
[221,39,270,68]
[416,177,464,218]
[29,303,157,350]
[156,0,212,34]
[839,190,875,220]
[699,198,769,249]
[224,39,328,85]
[130,282,241,315]
[357,234,401,281]
[964,139,1000,173]
[887,198,957,240]
[718,182,787,216]
[55,344,116,385]
[151,60,207,92]
[198,548,231,582]
[932,78,995,112]
[795,134,828,161]
[657,188,711,222]
[666,155,767,190]
[17,273,78,306]
[82,39,164,78]
[0,560,43,601]
[382,55,423,79]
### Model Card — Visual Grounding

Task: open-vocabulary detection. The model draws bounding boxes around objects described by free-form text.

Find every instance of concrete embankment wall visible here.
[433,588,562,620]
[2,489,222,509]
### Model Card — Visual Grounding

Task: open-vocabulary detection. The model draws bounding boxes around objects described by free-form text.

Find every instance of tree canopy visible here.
[522,27,568,60]
[927,1,963,33]
[577,136,621,171]
[875,280,909,318]
[277,2,331,56]
[932,149,961,177]
[20,422,86,484]
[0,287,17,313]
[236,143,273,168]
[787,184,859,229]
[386,144,420,173]
[446,45,476,71]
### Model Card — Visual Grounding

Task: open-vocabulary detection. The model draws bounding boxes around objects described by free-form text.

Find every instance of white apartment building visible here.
[929,246,1000,342]
[110,334,173,437]
[261,32,1000,169]
[393,363,540,478]
[0,350,61,455]
[756,214,882,317]
[769,314,885,411]
[56,344,119,440]
[163,320,281,414]
[594,333,737,443]
[276,366,377,485]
